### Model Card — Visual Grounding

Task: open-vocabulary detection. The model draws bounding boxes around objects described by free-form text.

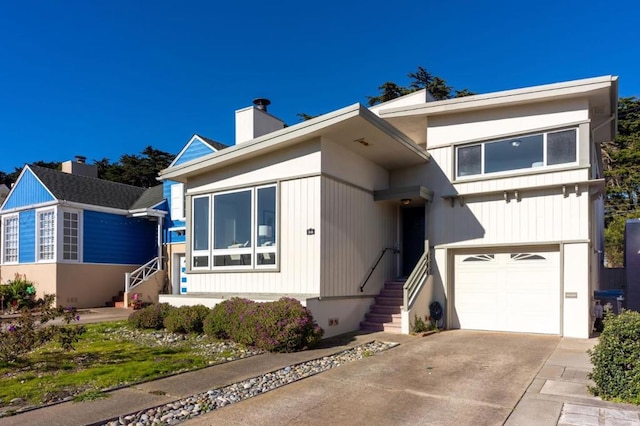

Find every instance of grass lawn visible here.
[0,320,254,410]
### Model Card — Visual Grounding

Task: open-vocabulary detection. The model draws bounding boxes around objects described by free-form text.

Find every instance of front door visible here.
[402,206,426,277]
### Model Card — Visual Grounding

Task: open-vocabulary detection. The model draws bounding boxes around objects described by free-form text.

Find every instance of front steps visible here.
[105,291,127,309]
[360,280,404,333]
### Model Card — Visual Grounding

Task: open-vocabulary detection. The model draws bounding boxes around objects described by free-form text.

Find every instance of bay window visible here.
[456,128,578,178]
[191,184,277,270]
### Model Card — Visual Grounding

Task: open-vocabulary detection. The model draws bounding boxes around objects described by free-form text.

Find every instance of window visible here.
[37,209,55,261]
[462,254,495,262]
[170,183,185,221]
[2,215,18,263]
[456,128,577,178]
[63,211,79,261]
[192,195,210,268]
[191,184,277,270]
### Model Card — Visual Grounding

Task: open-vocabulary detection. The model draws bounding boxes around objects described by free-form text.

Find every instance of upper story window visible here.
[456,128,577,178]
[2,215,18,264]
[191,184,277,271]
[37,209,55,261]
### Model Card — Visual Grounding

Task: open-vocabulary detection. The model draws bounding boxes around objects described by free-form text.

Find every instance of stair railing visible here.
[360,247,400,292]
[403,240,431,310]
[125,257,160,293]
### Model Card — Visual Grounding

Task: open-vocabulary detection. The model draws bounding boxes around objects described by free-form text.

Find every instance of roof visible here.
[29,165,149,210]
[129,184,165,210]
[196,134,229,151]
[159,103,429,182]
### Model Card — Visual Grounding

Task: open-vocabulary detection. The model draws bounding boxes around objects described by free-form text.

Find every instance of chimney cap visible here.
[75,155,87,164]
[252,98,271,112]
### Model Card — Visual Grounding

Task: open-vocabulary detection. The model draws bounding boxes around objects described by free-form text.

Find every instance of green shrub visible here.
[412,315,434,333]
[253,298,324,352]
[204,298,258,345]
[128,303,173,330]
[1,274,38,310]
[163,305,211,334]
[588,310,640,403]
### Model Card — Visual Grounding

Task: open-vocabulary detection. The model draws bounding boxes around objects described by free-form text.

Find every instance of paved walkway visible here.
[506,338,640,426]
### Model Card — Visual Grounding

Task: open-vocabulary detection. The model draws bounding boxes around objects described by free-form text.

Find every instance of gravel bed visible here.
[101,340,398,426]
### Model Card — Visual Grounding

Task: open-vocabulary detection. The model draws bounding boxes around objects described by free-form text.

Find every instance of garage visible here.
[453,250,560,334]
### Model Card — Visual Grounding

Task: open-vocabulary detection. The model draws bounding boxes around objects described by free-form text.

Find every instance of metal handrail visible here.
[403,240,431,310]
[360,247,399,292]
[125,257,160,292]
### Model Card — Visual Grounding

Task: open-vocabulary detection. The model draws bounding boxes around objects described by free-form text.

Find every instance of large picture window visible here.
[191,184,277,270]
[2,215,18,264]
[456,128,578,178]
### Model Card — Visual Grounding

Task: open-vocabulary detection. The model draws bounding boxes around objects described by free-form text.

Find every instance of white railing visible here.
[125,257,160,292]
[403,240,431,311]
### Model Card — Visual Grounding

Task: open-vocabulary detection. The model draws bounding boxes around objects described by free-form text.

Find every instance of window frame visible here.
[190,183,278,272]
[170,183,186,221]
[36,207,56,263]
[60,209,82,263]
[455,128,579,179]
[2,214,19,264]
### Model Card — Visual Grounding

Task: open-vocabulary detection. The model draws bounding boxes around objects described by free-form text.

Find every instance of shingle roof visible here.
[196,134,229,151]
[29,165,149,210]
[130,184,164,210]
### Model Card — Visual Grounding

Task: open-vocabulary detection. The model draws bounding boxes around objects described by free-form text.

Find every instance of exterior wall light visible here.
[401,199,411,206]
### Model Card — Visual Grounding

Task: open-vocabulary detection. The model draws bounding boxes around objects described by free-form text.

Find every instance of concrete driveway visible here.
[185,330,560,426]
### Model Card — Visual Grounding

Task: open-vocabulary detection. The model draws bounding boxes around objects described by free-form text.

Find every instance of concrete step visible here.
[383,281,405,291]
[114,301,126,309]
[365,312,401,323]
[360,320,402,333]
[379,288,403,298]
[370,304,402,314]
[375,296,403,306]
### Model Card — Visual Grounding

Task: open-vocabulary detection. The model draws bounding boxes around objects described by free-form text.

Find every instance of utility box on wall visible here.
[625,219,640,311]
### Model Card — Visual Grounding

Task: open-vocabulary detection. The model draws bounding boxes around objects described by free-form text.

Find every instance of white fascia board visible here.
[128,208,167,218]
[0,200,59,215]
[159,103,427,182]
[379,76,618,119]
[168,134,210,168]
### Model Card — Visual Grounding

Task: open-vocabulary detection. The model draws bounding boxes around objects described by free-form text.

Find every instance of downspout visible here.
[157,216,163,270]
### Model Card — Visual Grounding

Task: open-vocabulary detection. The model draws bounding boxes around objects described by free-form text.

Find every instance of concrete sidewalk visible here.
[506,337,640,426]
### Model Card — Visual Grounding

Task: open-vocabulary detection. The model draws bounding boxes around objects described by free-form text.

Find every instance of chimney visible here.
[62,155,98,178]
[235,98,285,145]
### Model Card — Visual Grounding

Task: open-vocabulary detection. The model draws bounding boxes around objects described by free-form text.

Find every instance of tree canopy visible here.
[0,146,174,189]
[603,97,640,266]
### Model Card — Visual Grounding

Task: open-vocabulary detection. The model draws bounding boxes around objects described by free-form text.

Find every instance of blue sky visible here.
[0,0,638,174]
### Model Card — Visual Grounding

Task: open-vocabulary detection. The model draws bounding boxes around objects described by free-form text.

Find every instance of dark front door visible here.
[402,206,425,277]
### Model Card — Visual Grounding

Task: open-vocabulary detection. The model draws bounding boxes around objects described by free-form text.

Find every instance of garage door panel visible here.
[454,251,560,335]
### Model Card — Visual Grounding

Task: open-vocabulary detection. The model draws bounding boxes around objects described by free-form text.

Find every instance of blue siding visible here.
[2,169,55,211]
[19,210,35,263]
[173,138,216,166]
[162,182,186,244]
[83,211,157,264]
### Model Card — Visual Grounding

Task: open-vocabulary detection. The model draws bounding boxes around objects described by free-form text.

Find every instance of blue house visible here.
[162,134,228,296]
[0,157,165,308]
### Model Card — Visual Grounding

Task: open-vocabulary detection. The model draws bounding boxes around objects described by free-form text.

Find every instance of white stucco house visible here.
[158,76,618,339]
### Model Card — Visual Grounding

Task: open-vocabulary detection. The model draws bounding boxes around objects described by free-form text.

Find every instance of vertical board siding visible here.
[320,177,396,298]
[428,147,591,247]
[83,211,157,264]
[2,169,55,211]
[19,210,35,263]
[186,176,321,295]
[173,139,216,166]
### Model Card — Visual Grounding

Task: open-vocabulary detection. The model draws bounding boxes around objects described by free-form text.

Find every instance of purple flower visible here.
[76,315,81,321]
[8,325,15,332]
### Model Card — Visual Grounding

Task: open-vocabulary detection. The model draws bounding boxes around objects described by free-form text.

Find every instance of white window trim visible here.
[455,128,579,180]
[190,184,278,271]
[59,208,82,263]
[1,214,19,265]
[36,207,56,263]
[191,195,211,270]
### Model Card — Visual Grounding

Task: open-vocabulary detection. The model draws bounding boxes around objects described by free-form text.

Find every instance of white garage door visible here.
[454,251,560,334]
